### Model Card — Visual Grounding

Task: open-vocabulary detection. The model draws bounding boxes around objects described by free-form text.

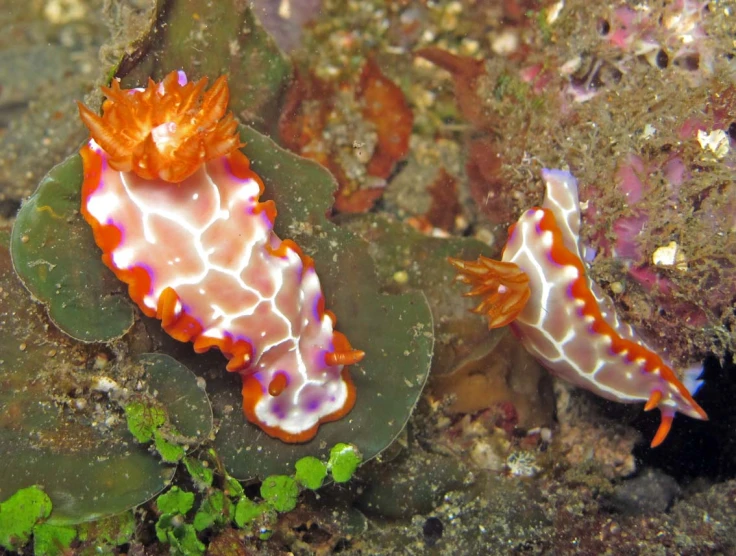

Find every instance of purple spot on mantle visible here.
[301,389,327,413]
[270,401,286,420]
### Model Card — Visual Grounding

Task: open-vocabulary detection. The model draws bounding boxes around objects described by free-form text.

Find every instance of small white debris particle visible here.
[652,241,687,270]
[642,124,657,139]
[547,1,564,24]
[91,377,119,393]
[278,0,291,19]
[610,281,624,294]
[506,451,540,477]
[393,270,409,284]
[93,352,110,370]
[491,30,519,55]
[697,129,729,158]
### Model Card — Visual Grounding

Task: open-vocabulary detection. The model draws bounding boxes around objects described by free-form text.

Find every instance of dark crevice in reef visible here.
[632,355,736,484]
[0,198,21,219]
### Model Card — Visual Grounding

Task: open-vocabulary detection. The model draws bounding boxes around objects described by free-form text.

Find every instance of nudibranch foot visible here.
[450,168,707,447]
[78,71,362,443]
[448,256,531,329]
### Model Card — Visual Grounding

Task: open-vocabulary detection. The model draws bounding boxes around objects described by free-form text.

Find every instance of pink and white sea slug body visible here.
[78,71,363,442]
[451,169,707,447]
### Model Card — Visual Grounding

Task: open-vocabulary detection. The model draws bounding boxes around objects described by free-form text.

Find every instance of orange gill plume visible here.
[77,70,243,183]
[448,255,531,329]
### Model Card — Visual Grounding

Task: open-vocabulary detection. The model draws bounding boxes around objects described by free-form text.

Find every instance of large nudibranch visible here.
[450,169,707,447]
[77,71,364,442]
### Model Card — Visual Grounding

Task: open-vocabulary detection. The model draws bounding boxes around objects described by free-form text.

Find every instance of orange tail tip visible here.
[448,255,531,329]
[650,411,675,448]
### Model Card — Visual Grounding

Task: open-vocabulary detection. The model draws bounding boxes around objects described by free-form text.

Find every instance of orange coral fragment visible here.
[78,71,243,183]
[415,48,488,127]
[448,255,531,328]
[357,58,413,179]
[278,61,412,214]
[278,69,333,167]
[424,168,461,232]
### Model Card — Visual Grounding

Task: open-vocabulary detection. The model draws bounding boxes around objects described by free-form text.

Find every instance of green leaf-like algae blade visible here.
[260,476,298,513]
[0,486,52,550]
[184,457,215,489]
[165,522,205,555]
[33,523,77,556]
[156,487,195,516]
[234,497,266,528]
[192,511,214,533]
[224,475,244,498]
[294,456,328,490]
[328,443,362,483]
[193,491,230,532]
[125,402,167,443]
[76,511,135,547]
[154,431,185,463]
[9,154,135,343]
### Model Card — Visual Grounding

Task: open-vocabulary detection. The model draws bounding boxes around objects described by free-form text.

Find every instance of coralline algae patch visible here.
[279,58,413,214]
[576,80,736,360]
[584,143,734,334]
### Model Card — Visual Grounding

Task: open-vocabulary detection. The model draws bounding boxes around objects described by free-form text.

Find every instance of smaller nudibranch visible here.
[77,71,364,442]
[450,169,707,447]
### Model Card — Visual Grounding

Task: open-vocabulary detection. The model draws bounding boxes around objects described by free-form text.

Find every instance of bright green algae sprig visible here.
[154,444,363,554]
[0,443,362,554]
